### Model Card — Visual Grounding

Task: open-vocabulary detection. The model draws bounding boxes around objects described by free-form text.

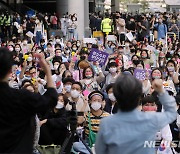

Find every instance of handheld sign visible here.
[83,38,97,44]
[126,32,134,42]
[134,69,146,81]
[88,48,109,66]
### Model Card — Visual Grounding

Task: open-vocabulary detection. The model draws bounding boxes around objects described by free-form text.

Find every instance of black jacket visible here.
[104,99,118,114]
[39,107,68,145]
[0,82,58,153]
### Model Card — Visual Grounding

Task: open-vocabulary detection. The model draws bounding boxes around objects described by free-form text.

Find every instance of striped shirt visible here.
[84,111,109,137]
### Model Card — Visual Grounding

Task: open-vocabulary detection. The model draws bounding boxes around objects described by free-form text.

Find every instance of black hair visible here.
[0,48,13,79]
[135,60,144,68]
[82,66,94,79]
[113,74,142,112]
[141,95,156,106]
[167,60,176,67]
[106,83,114,93]
[109,62,118,68]
[140,49,149,59]
[72,81,83,90]
[151,68,163,80]
[21,79,32,88]
[29,66,36,72]
[62,77,75,84]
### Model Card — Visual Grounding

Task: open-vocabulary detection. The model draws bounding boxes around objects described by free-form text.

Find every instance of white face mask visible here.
[91,102,101,111]
[54,65,59,71]
[64,85,72,93]
[27,57,33,62]
[9,47,14,51]
[56,39,61,43]
[45,16,48,20]
[108,93,116,102]
[15,48,20,52]
[109,67,117,73]
[56,101,64,109]
[71,89,80,98]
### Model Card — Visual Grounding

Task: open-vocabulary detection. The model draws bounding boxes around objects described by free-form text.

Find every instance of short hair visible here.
[62,77,75,84]
[113,74,142,112]
[106,83,114,93]
[167,60,176,67]
[141,95,156,106]
[0,48,13,79]
[135,60,144,68]
[72,81,83,90]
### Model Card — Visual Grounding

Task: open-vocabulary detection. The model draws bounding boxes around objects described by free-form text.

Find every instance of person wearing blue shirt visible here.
[95,74,177,154]
[154,18,167,40]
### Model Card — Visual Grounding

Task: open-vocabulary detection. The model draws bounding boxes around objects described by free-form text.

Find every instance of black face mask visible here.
[132,60,139,65]
[80,56,86,60]
[130,49,135,53]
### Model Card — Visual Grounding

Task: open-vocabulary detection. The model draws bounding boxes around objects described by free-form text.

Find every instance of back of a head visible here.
[105,12,109,18]
[0,48,13,80]
[113,74,142,112]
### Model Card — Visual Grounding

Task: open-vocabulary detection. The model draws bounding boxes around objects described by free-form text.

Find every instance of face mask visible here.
[27,57,33,62]
[45,16,48,20]
[108,93,116,102]
[152,75,161,79]
[167,67,175,72]
[111,46,115,49]
[132,60,138,65]
[56,101,64,109]
[85,72,93,79]
[130,49,135,53]
[142,55,147,59]
[109,67,117,73]
[91,102,101,111]
[72,48,77,51]
[143,106,157,112]
[54,65,59,71]
[9,47,14,52]
[15,48,20,52]
[77,43,80,47]
[71,90,80,98]
[56,39,61,43]
[170,50,174,55]
[65,50,70,54]
[64,85,71,93]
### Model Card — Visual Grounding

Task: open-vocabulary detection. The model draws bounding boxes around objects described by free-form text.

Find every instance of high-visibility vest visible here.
[4,16,11,26]
[0,16,5,26]
[101,18,112,33]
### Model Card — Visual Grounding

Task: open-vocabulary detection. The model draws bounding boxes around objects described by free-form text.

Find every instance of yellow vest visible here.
[4,16,11,26]
[101,18,112,33]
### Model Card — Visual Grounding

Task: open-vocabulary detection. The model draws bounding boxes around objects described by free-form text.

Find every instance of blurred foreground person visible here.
[0,48,58,153]
[95,74,177,154]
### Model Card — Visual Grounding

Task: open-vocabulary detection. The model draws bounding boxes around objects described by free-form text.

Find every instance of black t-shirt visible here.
[0,82,58,153]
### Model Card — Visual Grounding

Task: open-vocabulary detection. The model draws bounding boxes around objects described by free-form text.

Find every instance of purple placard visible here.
[88,48,109,66]
[134,69,152,80]
[134,69,146,80]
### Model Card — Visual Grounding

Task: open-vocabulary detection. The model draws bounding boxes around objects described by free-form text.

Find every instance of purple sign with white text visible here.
[88,48,109,66]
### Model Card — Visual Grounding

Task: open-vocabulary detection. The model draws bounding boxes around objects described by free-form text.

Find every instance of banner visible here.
[88,48,109,66]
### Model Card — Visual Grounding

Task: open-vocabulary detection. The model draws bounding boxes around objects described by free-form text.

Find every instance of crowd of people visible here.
[0,9,180,154]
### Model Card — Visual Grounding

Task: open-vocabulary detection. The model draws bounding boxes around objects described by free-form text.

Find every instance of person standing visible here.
[154,18,167,41]
[0,48,58,153]
[101,12,113,45]
[95,74,177,154]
